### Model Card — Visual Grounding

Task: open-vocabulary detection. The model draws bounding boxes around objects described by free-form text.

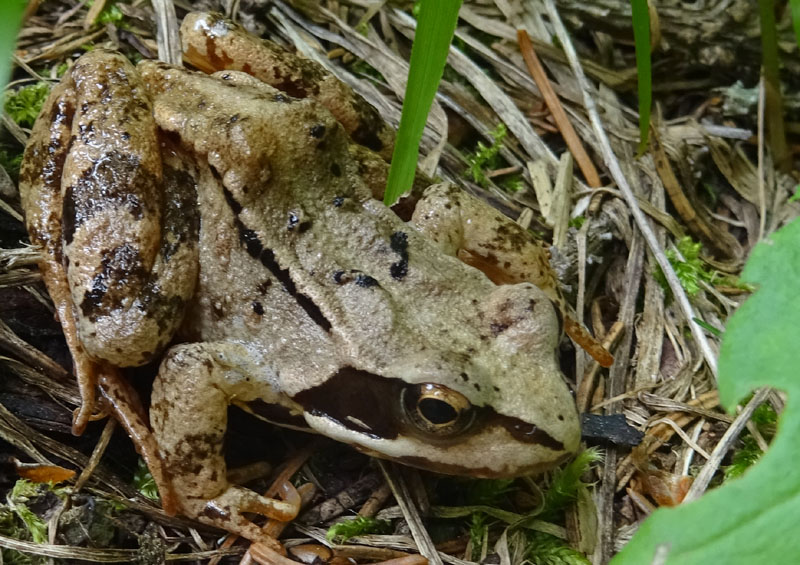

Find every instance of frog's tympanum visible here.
[19,12,590,544]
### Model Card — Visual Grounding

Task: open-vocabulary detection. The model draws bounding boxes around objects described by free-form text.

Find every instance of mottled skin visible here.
[20,14,584,544]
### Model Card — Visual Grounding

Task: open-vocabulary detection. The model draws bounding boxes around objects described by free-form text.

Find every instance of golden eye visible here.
[401,384,474,437]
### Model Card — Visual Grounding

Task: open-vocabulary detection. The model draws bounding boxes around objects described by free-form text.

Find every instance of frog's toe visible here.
[186,485,300,543]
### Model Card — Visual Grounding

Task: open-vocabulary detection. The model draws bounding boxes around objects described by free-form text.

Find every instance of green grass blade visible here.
[631,0,651,154]
[792,0,800,49]
[758,0,789,169]
[384,0,462,205]
[0,1,26,91]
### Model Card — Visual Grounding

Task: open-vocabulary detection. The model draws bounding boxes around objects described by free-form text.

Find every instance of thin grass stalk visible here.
[384,0,462,205]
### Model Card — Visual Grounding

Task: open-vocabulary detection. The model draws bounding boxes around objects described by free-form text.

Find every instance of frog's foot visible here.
[181,486,299,547]
[411,183,613,367]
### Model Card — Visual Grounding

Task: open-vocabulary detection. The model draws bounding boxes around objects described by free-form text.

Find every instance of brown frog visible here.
[19,12,597,544]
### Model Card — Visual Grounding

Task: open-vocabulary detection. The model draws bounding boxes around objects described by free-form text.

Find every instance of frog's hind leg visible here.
[411,182,613,368]
[19,69,100,433]
[150,343,300,545]
[19,51,200,432]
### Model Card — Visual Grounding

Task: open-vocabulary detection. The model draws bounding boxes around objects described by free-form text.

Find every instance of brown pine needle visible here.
[517,29,602,188]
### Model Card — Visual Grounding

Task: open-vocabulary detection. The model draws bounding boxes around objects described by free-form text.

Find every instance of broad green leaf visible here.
[0,1,25,92]
[630,0,651,153]
[384,0,461,205]
[613,217,800,564]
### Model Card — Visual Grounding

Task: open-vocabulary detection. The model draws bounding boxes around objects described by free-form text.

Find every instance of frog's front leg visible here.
[150,343,300,545]
[20,51,200,433]
[411,183,613,367]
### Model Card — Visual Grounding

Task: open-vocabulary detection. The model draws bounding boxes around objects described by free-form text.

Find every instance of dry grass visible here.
[0,0,797,563]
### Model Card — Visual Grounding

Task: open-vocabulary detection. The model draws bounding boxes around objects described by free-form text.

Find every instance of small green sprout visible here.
[789,184,800,203]
[466,123,507,187]
[132,458,160,501]
[326,516,392,543]
[653,236,749,298]
[540,448,602,520]
[568,216,586,229]
[4,81,50,128]
[526,531,591,565]
[87,0,127,28]
[468,511,488,561]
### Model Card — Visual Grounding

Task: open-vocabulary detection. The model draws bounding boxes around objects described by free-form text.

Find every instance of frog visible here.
[18,12,598,545]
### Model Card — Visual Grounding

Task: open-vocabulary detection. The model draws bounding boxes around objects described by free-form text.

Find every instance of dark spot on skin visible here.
[493,386,500,392]
[121,131,130,141]
[257,280,272,294]
[161,163,199,262]
[558,414,565,421]
[212,303,225,320]
[351,121,384,153]
[310,124,326,138]
[490,323,509,336]
[203,504,231,522]
[355,273,379,288]
[79,243,147,319]
[460,373,469,382]
[252,301,264,315]
[298,221,312,233]
[473,383,481,391]
[330,163,342,177]
[389,231,409,280]
[258,248,332,331]
[62,151,153,244]
[222,186,331,331]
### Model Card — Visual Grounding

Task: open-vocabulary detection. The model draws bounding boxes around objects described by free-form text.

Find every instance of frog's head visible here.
[295,283,581,478]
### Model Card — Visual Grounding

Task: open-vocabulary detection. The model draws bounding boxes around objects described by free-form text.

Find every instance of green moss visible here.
[540,448,602,520]
[466,123,507,187]
[326,516,392,543]
[653,236,751,299]
[4,81,50,128]
[526,531,590,565]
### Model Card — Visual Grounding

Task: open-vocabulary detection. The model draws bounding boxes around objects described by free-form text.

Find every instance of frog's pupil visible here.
[418,398,457,425]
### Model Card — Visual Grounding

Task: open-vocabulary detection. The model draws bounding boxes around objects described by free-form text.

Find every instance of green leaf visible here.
[630,0,651,153]
[612,217,800,564]
[0,1,25,92]
[384,0,462,205]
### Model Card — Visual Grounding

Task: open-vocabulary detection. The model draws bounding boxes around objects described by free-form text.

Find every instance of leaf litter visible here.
[0,0,797,563]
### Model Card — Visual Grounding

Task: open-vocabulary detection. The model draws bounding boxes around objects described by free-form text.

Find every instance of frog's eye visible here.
[401,383,475,437]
